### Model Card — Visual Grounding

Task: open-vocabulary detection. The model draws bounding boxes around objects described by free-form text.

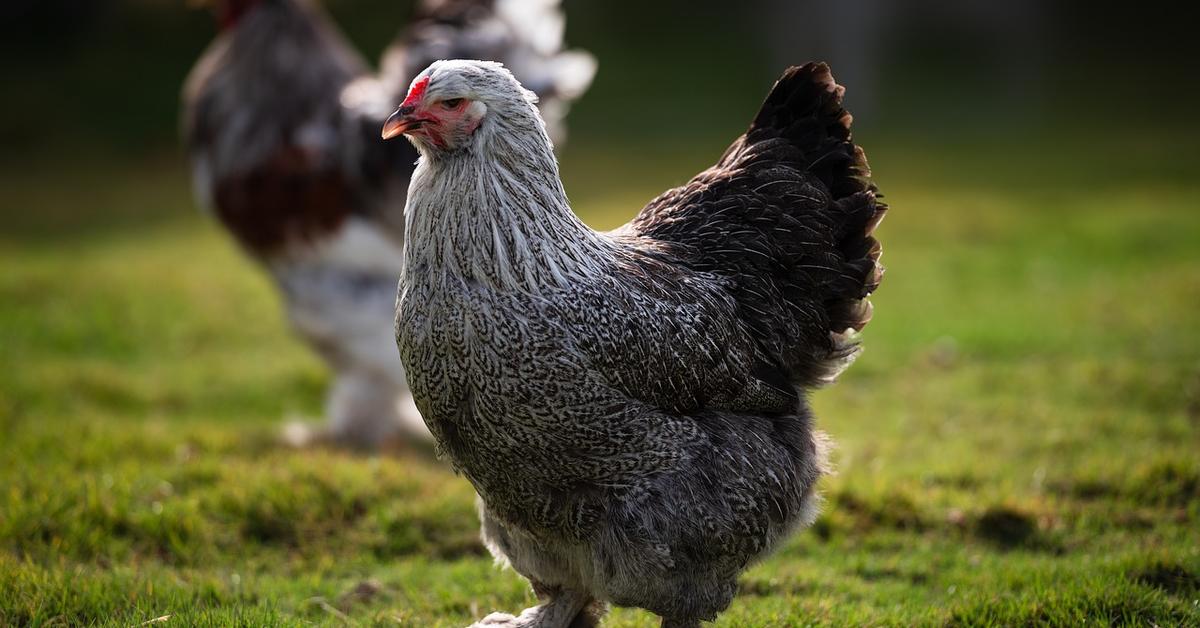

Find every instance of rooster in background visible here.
[182,0,596,449]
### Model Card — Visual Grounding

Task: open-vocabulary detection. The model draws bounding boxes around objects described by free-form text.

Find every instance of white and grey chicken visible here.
[386,61,884,627]
[181,0,595,448]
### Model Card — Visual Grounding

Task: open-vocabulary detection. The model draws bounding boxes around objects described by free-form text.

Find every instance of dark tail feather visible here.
[756,63,888,383]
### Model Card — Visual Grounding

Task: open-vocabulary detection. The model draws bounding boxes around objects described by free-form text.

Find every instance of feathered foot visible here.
[468,589,601,628]
[660,618,701,628]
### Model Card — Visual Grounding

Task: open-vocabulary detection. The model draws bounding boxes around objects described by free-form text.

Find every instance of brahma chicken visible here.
[385,61,884,627]
[181,0,595,448]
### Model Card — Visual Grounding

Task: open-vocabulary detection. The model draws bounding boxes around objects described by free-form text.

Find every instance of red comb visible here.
[402,76,430,108]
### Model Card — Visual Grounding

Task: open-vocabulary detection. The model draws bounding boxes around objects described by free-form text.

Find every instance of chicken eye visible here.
[442,98,463,109]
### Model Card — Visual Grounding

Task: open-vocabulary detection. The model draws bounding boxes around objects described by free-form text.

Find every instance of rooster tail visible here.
[753,63,887,385]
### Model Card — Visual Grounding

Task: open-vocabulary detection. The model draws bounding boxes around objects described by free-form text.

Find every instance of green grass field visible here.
[2,133,1198,626]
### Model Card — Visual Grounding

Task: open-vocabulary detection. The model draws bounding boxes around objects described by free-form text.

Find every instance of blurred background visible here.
[1,1,1198,625]
[4,0,1198,180]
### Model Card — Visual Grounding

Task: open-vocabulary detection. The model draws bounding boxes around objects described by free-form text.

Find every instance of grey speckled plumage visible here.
[393,61,885,627]
[181,0,595,448]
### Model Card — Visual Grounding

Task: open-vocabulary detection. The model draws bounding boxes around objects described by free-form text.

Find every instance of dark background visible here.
[2,0,1197,167]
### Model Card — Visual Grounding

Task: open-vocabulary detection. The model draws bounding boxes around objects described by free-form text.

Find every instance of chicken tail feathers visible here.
[632,63,886,389]
[748,63,871,194]
[754,63,886,385]
[763,62,888,362]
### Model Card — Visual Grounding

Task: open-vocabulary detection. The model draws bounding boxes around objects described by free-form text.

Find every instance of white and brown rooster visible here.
[182,0,595,448]
[386,61,885,627]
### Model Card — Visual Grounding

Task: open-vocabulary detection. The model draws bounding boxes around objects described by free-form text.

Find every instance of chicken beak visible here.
[381,107,417,140]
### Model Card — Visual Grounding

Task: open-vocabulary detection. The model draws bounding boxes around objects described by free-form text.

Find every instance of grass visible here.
[1,131,1198,626]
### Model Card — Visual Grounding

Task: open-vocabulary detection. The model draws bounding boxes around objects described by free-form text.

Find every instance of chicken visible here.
[181,0,595,448]
[386,60,884,627]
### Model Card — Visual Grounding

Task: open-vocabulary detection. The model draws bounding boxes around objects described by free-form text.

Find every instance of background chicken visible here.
[388,61,884,627]
[181,0,596,448]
